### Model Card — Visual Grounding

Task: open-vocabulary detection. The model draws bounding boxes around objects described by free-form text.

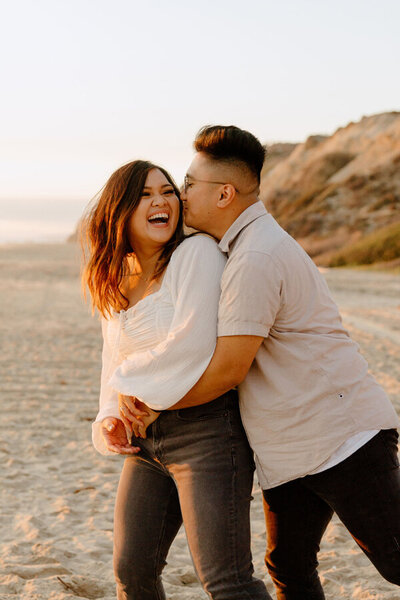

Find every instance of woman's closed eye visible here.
[141,188,175,198]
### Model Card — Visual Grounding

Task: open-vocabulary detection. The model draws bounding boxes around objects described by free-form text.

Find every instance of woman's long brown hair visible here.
[81,160,184,318]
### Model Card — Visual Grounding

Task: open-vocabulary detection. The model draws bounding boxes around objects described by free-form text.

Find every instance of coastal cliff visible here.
[260,112,400,267]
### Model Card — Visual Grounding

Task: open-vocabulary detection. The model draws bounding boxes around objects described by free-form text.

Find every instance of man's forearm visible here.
[168,335,263,410]
[169,361,239,410]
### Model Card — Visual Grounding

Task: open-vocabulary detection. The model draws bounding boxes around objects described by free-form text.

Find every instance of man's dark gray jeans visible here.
[263,428,400,599]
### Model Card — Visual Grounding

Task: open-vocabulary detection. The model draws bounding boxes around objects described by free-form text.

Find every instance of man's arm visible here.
[168,335,263,409]
[169,250,282,410]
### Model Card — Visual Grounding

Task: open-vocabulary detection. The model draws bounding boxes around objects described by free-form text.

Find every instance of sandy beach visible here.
[0,242,399,600]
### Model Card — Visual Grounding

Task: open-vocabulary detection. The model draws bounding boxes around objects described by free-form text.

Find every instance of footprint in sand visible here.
[56,575,106,599]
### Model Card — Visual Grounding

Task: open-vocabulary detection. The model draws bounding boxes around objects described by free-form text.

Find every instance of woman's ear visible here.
[216,184,236,208]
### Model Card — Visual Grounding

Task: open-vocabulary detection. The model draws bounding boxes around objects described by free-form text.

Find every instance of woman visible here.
[82,160,269,600]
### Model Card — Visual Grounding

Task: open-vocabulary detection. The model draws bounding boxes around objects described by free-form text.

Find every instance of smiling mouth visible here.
[148,212,170,224]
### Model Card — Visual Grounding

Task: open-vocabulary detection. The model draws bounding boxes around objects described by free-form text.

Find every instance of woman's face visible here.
[127,168,180,253]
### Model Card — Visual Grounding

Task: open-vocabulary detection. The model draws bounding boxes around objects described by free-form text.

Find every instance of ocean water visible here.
[0,198,88,243]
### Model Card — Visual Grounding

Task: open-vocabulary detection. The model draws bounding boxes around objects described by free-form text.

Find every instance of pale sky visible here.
[0,0,399,232]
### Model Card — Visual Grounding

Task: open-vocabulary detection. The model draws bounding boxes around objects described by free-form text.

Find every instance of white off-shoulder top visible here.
[92,234,226,455]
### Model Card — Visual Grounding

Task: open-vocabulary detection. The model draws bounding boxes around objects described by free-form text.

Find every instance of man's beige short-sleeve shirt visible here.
[218,202,399,488]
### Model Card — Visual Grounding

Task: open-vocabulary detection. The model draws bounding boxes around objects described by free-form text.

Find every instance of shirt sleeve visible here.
[108,235,227,410]
[92,318,121,455]
[218,250,282,337]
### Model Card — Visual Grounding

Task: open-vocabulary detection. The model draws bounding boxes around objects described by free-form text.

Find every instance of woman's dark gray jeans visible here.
[113,390,271,600]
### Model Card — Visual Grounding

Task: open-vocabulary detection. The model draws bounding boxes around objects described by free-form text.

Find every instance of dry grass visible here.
[326,221,400,266]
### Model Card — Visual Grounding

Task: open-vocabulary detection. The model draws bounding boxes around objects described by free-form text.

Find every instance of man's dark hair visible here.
[194,125,266,182]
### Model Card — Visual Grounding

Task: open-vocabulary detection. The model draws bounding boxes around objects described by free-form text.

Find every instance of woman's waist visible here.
[169,388,239,419]
[134,387,247,459]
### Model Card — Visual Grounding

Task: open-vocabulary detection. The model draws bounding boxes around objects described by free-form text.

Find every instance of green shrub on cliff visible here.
[328,222,400,266]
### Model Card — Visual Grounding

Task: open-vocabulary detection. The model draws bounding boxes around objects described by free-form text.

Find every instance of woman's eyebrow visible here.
[142,184,173,190]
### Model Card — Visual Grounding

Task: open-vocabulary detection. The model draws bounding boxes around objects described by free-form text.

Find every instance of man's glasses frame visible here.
[183,175,239,194]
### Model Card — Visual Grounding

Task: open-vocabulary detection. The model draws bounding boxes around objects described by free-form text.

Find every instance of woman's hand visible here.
[119,394,161,439]
[101,417,141,455]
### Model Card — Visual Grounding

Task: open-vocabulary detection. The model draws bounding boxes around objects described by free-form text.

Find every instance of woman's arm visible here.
[108,235,226,410]
[92,319,135,454]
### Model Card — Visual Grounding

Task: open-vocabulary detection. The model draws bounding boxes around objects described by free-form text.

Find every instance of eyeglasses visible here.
[183,175,239,194]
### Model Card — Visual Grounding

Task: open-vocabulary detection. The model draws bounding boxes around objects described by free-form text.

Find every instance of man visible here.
[122,125,400,599]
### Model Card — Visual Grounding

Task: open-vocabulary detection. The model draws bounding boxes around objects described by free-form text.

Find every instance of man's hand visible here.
[118,394,161,439]
[101,417,141,455]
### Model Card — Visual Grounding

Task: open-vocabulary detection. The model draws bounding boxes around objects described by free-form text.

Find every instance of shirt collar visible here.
[218,200,268,253]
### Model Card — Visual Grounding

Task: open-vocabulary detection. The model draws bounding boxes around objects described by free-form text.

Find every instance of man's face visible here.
[181,153,224,233]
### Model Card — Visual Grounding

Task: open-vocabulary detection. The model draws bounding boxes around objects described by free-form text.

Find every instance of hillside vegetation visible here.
[325,221,400,267]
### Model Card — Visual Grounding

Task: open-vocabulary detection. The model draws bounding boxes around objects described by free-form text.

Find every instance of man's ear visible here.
[216,184,236,208]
